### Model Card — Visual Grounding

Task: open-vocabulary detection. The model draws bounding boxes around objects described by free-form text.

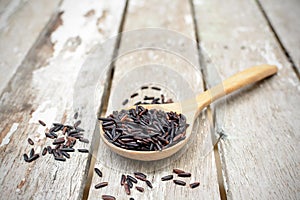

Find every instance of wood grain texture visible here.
[0,0,126,199]
[0,0,61,95]
[88,0,220,199]
[258,0,300,73]
[193,0,300,199]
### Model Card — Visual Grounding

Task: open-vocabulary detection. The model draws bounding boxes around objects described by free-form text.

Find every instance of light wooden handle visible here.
[196,64,278,110]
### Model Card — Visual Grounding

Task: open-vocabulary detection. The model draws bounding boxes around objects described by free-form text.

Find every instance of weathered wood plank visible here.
[259,0,300,73]
[88,0,220,199]
[0,0,126,199]
[0,0,61,95]
[193,0,300,199]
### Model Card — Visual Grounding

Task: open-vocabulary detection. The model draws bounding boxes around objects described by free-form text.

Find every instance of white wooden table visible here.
[0,0,299,199]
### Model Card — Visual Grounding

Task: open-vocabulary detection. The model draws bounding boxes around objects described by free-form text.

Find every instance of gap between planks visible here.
[255,0,300,80]
[189,0,228,200]
[82,1,130,199]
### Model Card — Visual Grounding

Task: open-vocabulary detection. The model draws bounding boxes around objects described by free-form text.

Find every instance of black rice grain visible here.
[27,138,34,145]
[95,182,108,189]
[151,86,161,91]
[136,186,144,192]
[29,148,35,158]
[78,149,89,153]
[173,168,185,174]
[27,154,39,162]
[124,183,130,195]
[145,180,153,189]
[54,157,66,162]
[102,195,116,200]
[42,147,47,156]
[161,175,173,181]
[173,180,186,186]
[74,120,81,128]
[61,151,70,159]
[121,174,126,185]
[94,168,102,177]
[38,120,46,126]
[190,182,200,189]
[134,172,147,179]
[130,93,138,98]
[79,138,89,143]
[127,175,137,183]
[74,112,78,119]
[122,99,129,106]
[178,172,191,177]
[23,154,29,161]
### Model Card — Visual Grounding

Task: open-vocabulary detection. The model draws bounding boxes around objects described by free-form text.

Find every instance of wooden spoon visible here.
[99,64,278,161]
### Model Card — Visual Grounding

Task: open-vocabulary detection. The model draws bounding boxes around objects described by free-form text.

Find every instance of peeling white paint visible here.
[0,123,19,147]
[29,100,57,139]
[184,15,192,25]
[260,42,283,70]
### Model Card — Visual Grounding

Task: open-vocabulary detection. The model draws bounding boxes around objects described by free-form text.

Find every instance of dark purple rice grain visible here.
[78,148,89,153]
[27,138,34,145]
[127,175,138,183]
[178,172,191,177]
[130,93,138,98]
[50,132,58,138]
[94,168,102,177]
[151,86,161,91]
[121,174,126,185]
[42,147,47,156]
[173,180,186,186]
[134,174,147,181]
[141,86,148,90]
[161,174,173,181]
[54,156,66,162]
[102,195,116,200]
[61,151,70,159]
[173,168,185,174]
[122,99,129,106]
[129,198,134,200]
[190,182,200,189]
[136,186,144,192]
[75,127,85,132]
[27,154,39,162]
[38,120,46,126]
[74,120,81,128]
[45,133,55,139]
[61,147,75,152]
[74,112,78,119]
[29,148,35,158]
[95,182,108,189]
[79,138,89,143]
[143,96,155,100]
[124,183,130,195]
[145,180,153,189]
[53,137,65,145]
[126,178,133,188]
[47,146,53,154]
[23,154,29,161]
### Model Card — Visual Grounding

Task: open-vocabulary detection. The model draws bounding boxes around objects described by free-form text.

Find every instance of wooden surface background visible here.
[0,0,299,199]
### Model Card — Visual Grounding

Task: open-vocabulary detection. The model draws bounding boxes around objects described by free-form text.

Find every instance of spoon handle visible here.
[196,64,278,110]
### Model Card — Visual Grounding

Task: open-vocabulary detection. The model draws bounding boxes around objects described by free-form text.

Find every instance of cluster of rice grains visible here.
[99,105,189,151]
[161,168,200,189]
[94,168,199,200]
[93,168,153,200]
[23,112,89,163]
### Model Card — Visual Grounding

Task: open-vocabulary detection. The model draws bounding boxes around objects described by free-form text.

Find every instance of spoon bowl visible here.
[99,64,278,161]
